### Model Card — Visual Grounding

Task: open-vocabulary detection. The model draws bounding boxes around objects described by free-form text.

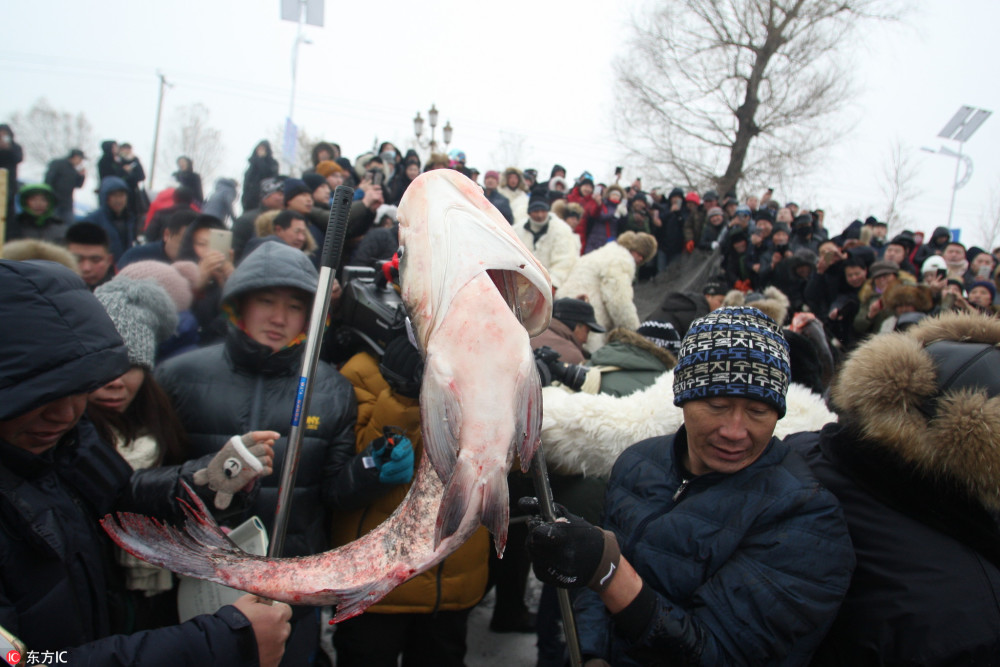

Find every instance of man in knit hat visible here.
[522,306,854,664]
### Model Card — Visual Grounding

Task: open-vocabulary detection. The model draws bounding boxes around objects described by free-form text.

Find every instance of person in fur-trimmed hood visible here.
[515,198,581,290]
[587,324,678,397]
[498,166,529,224]
[787,312,1000,664]
[555,231,657,350]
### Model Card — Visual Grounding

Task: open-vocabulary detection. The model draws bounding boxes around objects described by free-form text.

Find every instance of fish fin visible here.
[328,564,415,623]
[420,356,461,483]
[435,457,476,548]
[515,364,543,472]
[100,481,244,583]
[480,470,510,557]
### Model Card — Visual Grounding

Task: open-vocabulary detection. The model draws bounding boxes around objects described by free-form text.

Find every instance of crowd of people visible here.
[1,127,998,666]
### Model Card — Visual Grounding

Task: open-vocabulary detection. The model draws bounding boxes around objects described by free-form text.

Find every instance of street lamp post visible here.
[413,104,453,158]
[922,105,992,229]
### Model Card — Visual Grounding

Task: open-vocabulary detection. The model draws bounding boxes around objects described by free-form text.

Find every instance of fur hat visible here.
[883,283,934,314]
[117,260,193,312]
[94,278,178,370]
[673,306,791,417]
[616,231,657,265]
[1,239,78,270]
[723,286,790,327]
[830,312,1000,511]
[563,202,584,220]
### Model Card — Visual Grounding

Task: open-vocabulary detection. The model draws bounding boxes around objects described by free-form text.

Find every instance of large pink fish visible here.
[101,170,552,621]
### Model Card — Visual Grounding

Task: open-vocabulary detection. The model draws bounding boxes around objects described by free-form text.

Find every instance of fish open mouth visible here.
[487,268,550,336]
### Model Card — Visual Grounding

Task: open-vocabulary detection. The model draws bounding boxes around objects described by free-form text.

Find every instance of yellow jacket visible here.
[332,351,490,613]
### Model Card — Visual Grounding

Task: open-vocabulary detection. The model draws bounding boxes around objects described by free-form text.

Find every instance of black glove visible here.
[379,335,423,398]
[519,496,621,592]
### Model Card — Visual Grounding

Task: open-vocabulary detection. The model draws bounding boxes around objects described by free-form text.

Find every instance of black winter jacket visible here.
[155,328,358,558]
[790,424,1000,665]
[0,259,259,664]
[575,429,854,665]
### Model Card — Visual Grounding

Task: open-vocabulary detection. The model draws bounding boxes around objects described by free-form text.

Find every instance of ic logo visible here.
[6,650,20,666]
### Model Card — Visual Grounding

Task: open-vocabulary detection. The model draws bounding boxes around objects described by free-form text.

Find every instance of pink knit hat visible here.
[117,260,193,312]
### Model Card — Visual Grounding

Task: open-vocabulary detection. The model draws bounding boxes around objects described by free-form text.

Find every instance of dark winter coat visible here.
[97,141,125,182]
[45,156,86,222]
[0,259,259,664]
[241,141,279,212]
[588,327,675,397]
[654,193,688,258]
[0,124,23,221]
[912,225,951,269]
[530,318,588,365]
[155,244,358,559]
[79,176,137,260]
[484,188,513,224]
[349,223,399,267]
[174,164,204,204]
[643,291,712,338]
[575,428,854,665]
[7,183,65,243]
[788,314,1000,665]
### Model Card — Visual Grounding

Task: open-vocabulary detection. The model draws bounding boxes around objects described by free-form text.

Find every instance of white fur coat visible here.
[555,241,639,349]
[541,372,837,477]
[514,213,581,290]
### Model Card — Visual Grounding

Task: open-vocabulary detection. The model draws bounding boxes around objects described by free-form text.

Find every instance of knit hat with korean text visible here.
[672,306,791,417]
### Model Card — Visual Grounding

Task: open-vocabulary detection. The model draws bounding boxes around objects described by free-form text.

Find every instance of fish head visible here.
[397,170,552,347]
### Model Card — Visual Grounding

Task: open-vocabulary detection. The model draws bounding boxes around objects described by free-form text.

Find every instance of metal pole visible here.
[148,72,167,191]
[285,0,306,174]
[268,184,354,557]
[946,142,963,230]
[530,446,584,667]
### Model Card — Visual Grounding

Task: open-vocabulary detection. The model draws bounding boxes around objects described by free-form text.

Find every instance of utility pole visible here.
[149,72,170,191]
[280,0,323,173]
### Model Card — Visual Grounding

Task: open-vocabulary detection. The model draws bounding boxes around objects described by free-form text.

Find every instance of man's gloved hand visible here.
[194,431,278,509]
[369,429,414,485]
[379,335,423,399]
[684,239,695,254]
[519,497,621,592]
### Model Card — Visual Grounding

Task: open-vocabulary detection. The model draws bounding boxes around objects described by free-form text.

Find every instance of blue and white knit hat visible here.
[672,306,791,417]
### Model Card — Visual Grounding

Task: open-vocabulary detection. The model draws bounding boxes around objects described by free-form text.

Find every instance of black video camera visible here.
[325,265,408,363]
[533,346,590,392]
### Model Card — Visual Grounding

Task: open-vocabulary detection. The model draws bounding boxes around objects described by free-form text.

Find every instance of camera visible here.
[325,264,408,363]
[533,346,589,391]
[368,169,385,187]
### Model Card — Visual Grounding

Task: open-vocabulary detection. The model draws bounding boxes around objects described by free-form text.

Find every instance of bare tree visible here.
[878,139,920,235]
[976,180,1000,251]
[162,103,224,185]
[615,0,899,196]
[8,98,93,175]
[489,130,529,171]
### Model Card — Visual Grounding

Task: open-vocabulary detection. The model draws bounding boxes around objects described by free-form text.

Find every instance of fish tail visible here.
[435,457,476,549]
[329,564,416,623]
[480,469,510,557]
[101,481,252,585]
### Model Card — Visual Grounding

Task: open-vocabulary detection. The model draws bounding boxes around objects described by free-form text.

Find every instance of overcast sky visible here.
[2,0,998,246]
